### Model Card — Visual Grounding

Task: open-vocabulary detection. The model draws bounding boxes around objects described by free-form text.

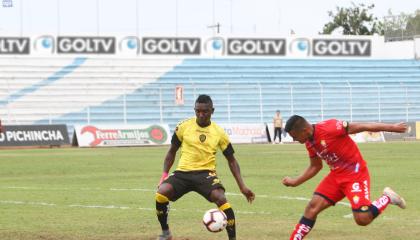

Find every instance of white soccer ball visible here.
[202,208,227,232]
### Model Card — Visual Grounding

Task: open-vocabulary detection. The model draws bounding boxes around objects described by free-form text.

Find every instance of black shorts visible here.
[163,170,225,202]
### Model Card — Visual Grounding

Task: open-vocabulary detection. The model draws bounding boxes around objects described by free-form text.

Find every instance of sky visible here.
[0,0,419,36]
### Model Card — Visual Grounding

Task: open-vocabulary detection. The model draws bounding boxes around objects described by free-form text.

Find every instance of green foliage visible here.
[406,10,420,35]
[321,2,383,35]
[1,143,420,239]
[383,9,420,41]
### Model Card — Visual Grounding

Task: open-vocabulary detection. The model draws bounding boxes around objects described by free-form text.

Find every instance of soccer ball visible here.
[202,208,227,232]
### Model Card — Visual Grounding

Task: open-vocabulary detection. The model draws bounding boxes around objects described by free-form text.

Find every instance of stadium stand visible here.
[1,57,420,131]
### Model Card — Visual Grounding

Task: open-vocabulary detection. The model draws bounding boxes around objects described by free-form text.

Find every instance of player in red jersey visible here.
[282,115,407,240]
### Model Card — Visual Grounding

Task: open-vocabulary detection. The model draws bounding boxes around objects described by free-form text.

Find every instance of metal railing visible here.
[1,82,420,125]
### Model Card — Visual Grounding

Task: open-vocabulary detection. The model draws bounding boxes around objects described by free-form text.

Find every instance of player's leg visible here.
[194,171,236,240]
[289,173,342,240]
[156,183,174,240]
[353,187,406,226]
[275,127,281,142]
[210,188,237,240]
[279,128,282,142]
[155,172,190,240]
[346,168,406,226]
[289,194,332,240]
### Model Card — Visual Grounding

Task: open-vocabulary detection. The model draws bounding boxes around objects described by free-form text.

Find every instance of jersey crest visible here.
[199,134,207,143]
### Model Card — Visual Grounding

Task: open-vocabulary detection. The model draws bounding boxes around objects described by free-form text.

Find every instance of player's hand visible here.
[240,186,255,203]
[157,172,169,187]
[282,176,299,187]
[393,122,408,133]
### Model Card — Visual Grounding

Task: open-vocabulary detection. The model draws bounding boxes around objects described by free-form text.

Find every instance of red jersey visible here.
[305,119,366,174]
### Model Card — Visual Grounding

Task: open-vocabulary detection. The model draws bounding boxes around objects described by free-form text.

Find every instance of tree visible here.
[383,9,420,41]
[321,2,383,35]
[405,10,420,36]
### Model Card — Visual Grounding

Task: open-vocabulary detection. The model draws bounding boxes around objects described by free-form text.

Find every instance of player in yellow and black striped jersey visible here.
[155,94,255,240]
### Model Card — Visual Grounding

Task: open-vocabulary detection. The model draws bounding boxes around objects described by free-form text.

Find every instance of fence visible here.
[2,82,416,127]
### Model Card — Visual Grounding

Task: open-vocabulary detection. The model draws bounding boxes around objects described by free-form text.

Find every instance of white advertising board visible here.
[74,124,171,147]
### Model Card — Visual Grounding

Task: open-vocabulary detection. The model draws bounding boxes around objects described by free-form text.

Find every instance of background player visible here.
[282,115,407,240]
[155,94,255,240]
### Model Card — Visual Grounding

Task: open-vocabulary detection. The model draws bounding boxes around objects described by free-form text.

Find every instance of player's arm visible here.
[282,156,323,187]
[163,143,179,173]
[224,147,255,203]
[347,122,407,135]
[158,133,181,186]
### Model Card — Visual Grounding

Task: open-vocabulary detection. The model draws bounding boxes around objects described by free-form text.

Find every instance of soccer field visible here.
[1,142,420,240]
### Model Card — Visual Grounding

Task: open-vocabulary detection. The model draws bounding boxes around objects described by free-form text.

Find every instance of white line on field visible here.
[1,185,351,206]
[0,200,56,206]
[69,204,130,210]
[0,200,269,215]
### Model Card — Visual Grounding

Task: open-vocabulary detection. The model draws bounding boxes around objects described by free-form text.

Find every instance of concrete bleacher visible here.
[1,57,420,130]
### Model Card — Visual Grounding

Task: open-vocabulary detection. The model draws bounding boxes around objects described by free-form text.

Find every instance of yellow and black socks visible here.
[155,193,170,231]
[219,202,236,239]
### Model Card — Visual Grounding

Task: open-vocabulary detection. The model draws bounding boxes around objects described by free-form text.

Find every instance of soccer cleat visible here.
[157,229,173,240]
[383,187,406,209]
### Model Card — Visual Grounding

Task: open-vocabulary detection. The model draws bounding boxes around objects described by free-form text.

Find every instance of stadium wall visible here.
[1,35,420,143]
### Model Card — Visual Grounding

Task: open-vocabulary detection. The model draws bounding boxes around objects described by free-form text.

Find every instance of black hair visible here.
[285,115,307,133]
[195,94,213,105]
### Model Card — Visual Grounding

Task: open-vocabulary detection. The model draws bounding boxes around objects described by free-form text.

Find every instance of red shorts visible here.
[314,167,372,211]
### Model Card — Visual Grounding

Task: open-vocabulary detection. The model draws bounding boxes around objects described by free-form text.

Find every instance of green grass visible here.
[1,142,420,240]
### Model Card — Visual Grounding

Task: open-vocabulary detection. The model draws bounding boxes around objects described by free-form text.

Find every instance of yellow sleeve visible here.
[218,129,231,151]
[175,120,188,142]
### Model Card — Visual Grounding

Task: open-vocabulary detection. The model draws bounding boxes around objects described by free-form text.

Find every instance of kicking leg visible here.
[353,187,406,226]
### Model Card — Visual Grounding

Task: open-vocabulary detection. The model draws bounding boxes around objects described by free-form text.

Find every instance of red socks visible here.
[371,195,391,217]
[289,216,315,240]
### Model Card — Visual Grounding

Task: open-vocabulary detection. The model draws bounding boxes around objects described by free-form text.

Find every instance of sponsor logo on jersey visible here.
[351,182,362,193]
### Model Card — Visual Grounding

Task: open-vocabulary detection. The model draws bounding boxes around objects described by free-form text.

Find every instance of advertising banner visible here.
[74,124,171,147]
[350,131,385,143]
[0,37,30,54]
[57,36,116,54]
[227,38,286,56]
[0,124,69,146]
[312,39,371,57]
[142,37,201,55]
[417,122,420,140]
[1,35,415,58]
[220,123,268,144]
[266,123,294,143]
